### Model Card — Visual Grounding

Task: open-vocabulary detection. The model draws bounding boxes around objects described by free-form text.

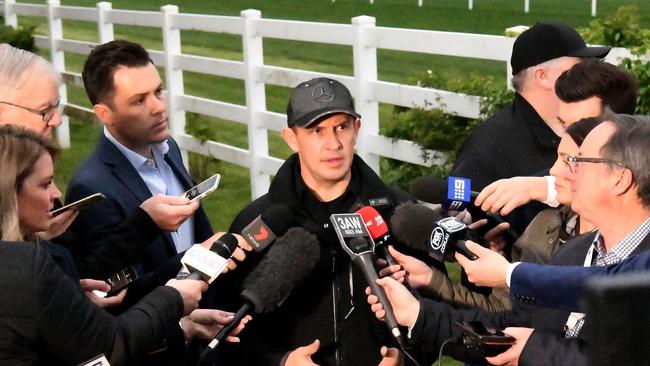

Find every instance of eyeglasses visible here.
[0,99,61,124]
[565,155,626,173]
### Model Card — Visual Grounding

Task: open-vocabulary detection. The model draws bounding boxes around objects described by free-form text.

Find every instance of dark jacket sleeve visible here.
[519,330,586,366]
[59,207,162,280]
[34,245,184,365]
[409,298,526,364]
[509,252,650,312]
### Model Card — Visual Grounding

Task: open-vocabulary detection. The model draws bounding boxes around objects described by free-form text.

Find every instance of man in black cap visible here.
[451,22,610,192]
[213,78,439,366]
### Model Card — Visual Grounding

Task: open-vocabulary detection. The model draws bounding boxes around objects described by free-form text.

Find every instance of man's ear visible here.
[93,103,113,126]
[612,168,635,197]
[354,118,361,133]
[282,127,299,153]
[532,66,554,91]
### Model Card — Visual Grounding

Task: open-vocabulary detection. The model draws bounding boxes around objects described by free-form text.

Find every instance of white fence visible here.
[0,1,626,199]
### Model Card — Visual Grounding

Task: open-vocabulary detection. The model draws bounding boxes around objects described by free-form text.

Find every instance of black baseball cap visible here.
[511,22,610,75]
[287,78,360,128]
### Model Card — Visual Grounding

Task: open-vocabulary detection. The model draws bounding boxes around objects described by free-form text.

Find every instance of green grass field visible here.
[10,1,650,364]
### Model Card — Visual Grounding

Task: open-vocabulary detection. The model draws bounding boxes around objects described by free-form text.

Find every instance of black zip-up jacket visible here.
[209,154,441,366]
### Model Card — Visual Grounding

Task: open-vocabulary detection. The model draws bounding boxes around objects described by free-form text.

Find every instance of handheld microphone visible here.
[410,176,519,243]
[176,233,239,283]
[201,227,320,356]
[240,204,293,252]
[356,206,398,267]
[330,213,405,346]
[390,202,480,262]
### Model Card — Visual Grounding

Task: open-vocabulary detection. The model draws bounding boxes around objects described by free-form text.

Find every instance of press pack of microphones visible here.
[177,175,519,360]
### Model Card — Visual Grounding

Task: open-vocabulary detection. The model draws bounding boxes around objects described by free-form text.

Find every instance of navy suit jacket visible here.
[511,230,650,312]
[66,133,213,277]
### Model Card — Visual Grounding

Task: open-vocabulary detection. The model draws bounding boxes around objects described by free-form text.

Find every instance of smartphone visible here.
[105,266,139,297]
[52,193,106,216]
[454,320,515,356]
[183,173,221,202]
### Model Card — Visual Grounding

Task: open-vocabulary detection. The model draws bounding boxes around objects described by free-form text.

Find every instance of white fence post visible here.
[524,0,530,14]
[468,0,473,11]
[161,5,188,166]
[3,0,17,27]
[352,15,380,174]
[241,9,270,199]
[591,0,597,17]
[47,0,70,148]
[96,2,114,44]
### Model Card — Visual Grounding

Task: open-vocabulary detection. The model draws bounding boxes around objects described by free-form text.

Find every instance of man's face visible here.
[569,122,618,222]
[283,113,360,188]
[0,71,61,137]
[99,63,168,151]
[549,135,580,206]
[557,96,602,128]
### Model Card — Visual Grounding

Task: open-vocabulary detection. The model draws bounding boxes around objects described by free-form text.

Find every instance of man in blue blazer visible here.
[66,40,213,298]
[370,114,650,366]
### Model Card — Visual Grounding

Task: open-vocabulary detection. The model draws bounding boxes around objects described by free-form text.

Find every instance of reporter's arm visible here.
[34,245,184,365]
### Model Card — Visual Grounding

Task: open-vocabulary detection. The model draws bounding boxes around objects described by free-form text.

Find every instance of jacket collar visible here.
[513,93,561,153]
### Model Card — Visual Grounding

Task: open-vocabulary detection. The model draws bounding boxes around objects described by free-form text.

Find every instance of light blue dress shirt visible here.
[104,127,194,253]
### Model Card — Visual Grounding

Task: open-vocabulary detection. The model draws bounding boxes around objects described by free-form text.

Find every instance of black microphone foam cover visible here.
[261,204,294,236]
[213,233,239,257]
[390,202,444,253]
[409,176,448,204]
[241,227,320,314]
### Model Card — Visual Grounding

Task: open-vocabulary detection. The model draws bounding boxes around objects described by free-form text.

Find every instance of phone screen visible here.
[184,174,220,202]
[106,266,138,297]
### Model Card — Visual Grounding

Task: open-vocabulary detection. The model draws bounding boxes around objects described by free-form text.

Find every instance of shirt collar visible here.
[104,127,169,169]
[593,216,650,265]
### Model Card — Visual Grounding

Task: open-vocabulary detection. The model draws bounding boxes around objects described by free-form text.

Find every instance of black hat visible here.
[287,78,360,128]
[511,22,610,75]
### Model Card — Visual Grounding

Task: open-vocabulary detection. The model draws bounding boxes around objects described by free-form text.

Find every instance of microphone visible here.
[176,233,240,283]
[240,204,294,252]
[390,202,480,262]
[330,213,405,346]
[201,227,320,356]
[410,176,519,242]
[356,205,398,267]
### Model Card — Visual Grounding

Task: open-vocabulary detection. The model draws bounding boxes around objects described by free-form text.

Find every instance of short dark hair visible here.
[565,113,609,147]
[555,59,638,114]
[601,114,650,207]
[82,40,153,105]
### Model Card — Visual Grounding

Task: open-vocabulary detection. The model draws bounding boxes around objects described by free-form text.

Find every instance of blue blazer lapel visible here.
[164,138,194,190]
[97,135,153,204]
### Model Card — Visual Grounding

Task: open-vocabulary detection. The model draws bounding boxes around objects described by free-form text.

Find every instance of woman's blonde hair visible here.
[0,125,58,241]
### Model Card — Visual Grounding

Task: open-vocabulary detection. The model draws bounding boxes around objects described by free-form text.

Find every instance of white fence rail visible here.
[0,1,626,199]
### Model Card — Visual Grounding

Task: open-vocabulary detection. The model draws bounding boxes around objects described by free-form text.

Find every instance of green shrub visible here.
[381,71,513,188]
[579,5,650,115]
[0,25,36,52]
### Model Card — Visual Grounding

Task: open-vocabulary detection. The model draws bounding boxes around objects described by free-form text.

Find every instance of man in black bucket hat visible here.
[211,78,440,366]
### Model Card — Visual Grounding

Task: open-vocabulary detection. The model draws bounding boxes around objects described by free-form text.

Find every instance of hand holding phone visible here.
[454,320,515,357]
[105,266,139,297]
[183,174,220,202]
[52,193,106,216]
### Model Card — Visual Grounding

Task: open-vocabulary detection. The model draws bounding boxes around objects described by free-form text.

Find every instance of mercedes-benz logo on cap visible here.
[312,85,335,104]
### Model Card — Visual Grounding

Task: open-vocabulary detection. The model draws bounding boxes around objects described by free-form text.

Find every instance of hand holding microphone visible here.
[165,278,209,316]
[200,227,321,359]
[330,213,405,346]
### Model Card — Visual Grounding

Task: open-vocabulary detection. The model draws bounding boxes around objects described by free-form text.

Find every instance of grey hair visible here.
[0,43,60,100]
[600,114,650,208]
[511,57,573,93]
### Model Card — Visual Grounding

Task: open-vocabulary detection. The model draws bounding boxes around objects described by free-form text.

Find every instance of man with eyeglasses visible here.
[367,113,650,366]
[0,46,62,137]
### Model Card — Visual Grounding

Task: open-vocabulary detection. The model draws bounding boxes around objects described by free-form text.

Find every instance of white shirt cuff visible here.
[506,262,521,288]
[542,175,560,207]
